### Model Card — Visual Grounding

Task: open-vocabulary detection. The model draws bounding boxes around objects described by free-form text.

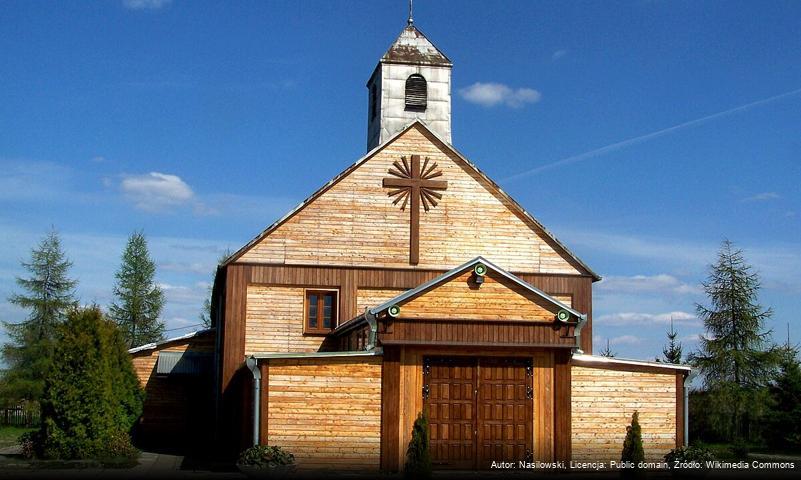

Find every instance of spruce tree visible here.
[662,317,683,364]
[690,239,780,441]
[1,229,77,403]
[110,231,164,348]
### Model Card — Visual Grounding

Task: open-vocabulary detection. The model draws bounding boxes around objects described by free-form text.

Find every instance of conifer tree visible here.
[199,250,231,328]
[662,317,683,364]
[110,231,164,348]
[404,411,432,479]
[38,306,143,459]
[621,411,645,464]
[1,229,77,403]
[600,338,615,358]
[690,239,780,441]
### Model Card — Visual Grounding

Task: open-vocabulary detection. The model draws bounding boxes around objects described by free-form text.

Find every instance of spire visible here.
[408,0,414,26]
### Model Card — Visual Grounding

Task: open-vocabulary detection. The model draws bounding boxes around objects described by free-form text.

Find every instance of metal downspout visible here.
[365,308,378,350]
[572,314,587,355]
[245,356,261,447]
[683,369,698,446]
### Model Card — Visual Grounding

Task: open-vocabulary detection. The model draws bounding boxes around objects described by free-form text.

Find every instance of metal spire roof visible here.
[381,24,452,67]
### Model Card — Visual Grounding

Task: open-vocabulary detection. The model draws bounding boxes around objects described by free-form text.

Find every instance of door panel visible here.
[477,358,533,468]
[425,357,476,469]
[423,356,533,470]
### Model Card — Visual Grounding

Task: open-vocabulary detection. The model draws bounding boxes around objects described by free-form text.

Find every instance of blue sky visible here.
[1,0,799,360]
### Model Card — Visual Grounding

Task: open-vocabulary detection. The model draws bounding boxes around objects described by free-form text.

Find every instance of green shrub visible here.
[621,411,645,465]
[404,411,432,479]
[664,444,714,466]
[100,430,139,460]
[18,431,39,459]
[237,445,295,468]
[37,306,143,460]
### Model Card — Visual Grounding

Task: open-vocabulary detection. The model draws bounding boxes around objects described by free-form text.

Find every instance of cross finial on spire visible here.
[408,0,414,26]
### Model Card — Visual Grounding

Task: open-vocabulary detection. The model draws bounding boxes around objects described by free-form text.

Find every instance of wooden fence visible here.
[1,407,39,427]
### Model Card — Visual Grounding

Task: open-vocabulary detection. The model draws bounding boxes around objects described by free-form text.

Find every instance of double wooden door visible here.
[423,356,533,469]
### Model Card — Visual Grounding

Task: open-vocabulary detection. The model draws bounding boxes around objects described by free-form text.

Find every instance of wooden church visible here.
[130,17,691,472]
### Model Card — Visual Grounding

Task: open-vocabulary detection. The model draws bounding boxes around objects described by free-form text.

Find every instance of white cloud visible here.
[122,0,171,10]
[552,49,568,61]
[596,311,698,326]
[597,274,701,295]
[120,172,195,212]
[742,192,780,202]
[459,82,542,108]
[609,335,642,346]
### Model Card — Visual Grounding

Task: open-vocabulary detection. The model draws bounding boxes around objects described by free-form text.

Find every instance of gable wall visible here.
[238,124,583,275]
[399,271,567,321]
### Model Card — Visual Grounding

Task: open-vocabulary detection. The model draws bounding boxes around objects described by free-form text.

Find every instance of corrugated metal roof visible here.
[128,329,214,354]
[156,350,212,376]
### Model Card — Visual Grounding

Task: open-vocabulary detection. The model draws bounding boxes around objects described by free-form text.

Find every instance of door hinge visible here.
[423,384,430,400]
[526,385,533,399]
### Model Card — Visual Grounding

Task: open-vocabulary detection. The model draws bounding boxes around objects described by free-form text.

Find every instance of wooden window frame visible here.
[303,288,339,335]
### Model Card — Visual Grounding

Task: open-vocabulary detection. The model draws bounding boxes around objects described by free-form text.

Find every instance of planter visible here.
[237,464,296,478]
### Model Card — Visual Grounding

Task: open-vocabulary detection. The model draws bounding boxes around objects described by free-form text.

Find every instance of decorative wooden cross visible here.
[383,154,448,265]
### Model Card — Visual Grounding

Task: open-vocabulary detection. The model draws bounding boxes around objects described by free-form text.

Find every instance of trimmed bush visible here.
[664,444,714,466]
[621,411,645,465]
[37,306,143,460]
[405,411,432,479]
[237,445,295,468]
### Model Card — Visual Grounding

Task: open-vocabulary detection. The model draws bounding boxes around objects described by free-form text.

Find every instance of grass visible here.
[0,425,35,449]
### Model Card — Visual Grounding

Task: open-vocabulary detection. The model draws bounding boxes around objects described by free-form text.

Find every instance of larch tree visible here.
[690,239,780,441]
[110,231,165,348]
[1,229,77,404]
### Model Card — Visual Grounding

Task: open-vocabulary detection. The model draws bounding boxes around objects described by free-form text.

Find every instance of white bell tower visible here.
[366,15,452,151]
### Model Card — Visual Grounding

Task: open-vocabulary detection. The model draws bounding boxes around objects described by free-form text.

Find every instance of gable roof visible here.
[223,120,600,281]
[333,256,586,337]
[381,25,452,67]
[369,256,585,319]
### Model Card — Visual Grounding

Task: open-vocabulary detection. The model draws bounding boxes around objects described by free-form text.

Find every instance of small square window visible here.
[304,290,338,335]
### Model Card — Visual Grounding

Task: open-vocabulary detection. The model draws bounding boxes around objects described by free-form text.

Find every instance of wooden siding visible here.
[379,319,576,348]
[382,347,557,471]
[238,124,584,275]
[266,357,382,470]
[571,366,677,462]
[130,334,215,450]
[245,264,593,352]
[245,285,327,354]
[357,287,407,313]
[400,271,564,321]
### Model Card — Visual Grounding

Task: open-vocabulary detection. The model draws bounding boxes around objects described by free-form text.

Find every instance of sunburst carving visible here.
[383,155,447,211]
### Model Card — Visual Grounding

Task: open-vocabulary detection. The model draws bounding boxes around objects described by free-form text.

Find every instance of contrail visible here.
[502,87,801,182]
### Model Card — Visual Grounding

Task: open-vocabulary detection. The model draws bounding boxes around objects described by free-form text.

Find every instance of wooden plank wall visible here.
[266,357,383,470]
[245,285,327,354]
[401,271,567,321]
[238,124,586,276]
[129,334,215,450]
[571,366,678,462]
[356,287,406,313]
